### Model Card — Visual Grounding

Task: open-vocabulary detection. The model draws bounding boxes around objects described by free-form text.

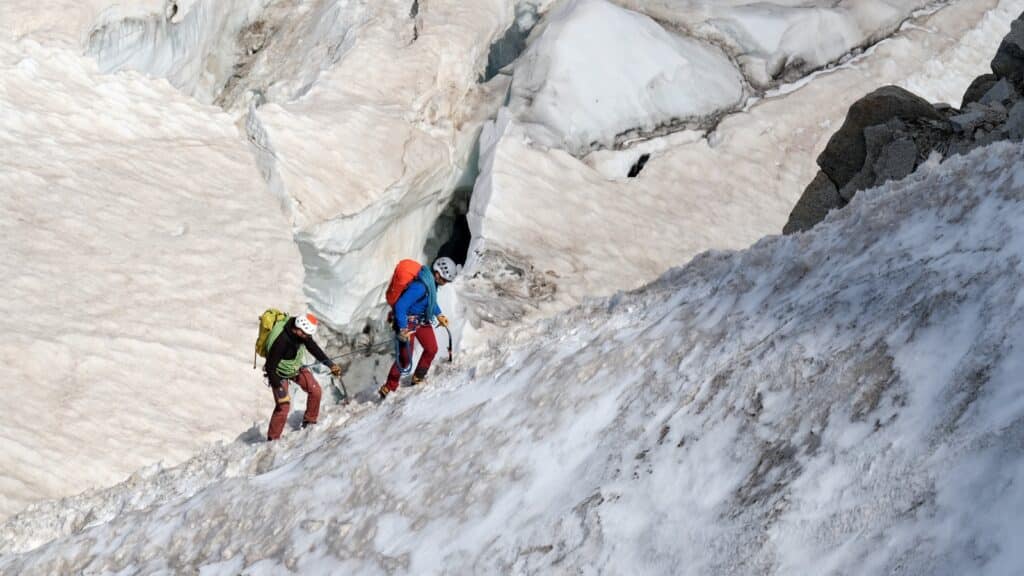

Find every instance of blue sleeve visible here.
[393,282,425,330]
[434,302,442,317]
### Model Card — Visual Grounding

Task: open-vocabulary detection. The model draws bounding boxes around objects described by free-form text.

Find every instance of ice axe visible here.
[443,325,453,362]
[330,374,350,405]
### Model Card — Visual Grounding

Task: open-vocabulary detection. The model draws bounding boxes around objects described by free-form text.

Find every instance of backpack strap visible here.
[264,317,289,356]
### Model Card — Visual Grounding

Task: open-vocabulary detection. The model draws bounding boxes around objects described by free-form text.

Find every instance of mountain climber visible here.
[264,313,342,441]
[379,257,459,399]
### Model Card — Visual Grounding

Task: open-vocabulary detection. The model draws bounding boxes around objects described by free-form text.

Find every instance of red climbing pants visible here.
[383,323,437,393]
[267,368,321,441]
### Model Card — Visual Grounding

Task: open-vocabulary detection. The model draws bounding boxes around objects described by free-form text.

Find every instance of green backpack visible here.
[254,308,288,367]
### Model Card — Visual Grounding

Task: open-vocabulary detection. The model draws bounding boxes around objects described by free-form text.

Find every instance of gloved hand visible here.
[398,329,413,342]
[436,314,449,328]
[330,364,342,377]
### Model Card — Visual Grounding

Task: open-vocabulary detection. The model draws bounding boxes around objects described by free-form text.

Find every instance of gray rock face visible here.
[783,171,844,235]
[962,74,999,108]
[873,137,918,184]
[980,78,1018,106]
[991,16,1024,89]
[949,110,987,134]
[817,86,941,191]
[837,122,924,201]
[1005,100,1024,140]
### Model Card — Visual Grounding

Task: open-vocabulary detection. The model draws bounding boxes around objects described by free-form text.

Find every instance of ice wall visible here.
[241,0,510,339]
[509,0,746,155]
[84,0,264,104]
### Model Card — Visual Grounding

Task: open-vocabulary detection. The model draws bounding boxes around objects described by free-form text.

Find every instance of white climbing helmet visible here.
[432,256,459,283]
[295,313,318,336]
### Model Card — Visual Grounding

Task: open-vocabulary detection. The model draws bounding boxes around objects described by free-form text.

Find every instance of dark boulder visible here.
[991,16,1024,90]
[962,73,999,108]
[783,171,844,235]
[949,110,987,134]
[817,85,941,191]
[784,11,1024,236]
[979,78,1018,106]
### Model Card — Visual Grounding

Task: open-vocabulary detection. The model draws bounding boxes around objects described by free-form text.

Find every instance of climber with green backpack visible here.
[255,311,341,441]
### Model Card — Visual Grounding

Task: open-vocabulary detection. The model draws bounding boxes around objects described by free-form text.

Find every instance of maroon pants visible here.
[383,323,437,393]
[267,367,321,441]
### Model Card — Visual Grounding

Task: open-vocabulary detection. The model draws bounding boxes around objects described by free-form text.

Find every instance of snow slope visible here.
[3,140,1023,574]
[462,0,1020,345]
[0,36,304,519]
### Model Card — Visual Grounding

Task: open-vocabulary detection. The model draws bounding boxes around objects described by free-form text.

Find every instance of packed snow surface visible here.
[3,141,1024,574]
[0,33,304,519]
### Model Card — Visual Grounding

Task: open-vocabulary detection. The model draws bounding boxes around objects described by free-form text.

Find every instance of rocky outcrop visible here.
[991,17,1024,89]
[782,172,844,235]
[816,86,942,192]
[784,11,1024,235]
[961,73,999,108]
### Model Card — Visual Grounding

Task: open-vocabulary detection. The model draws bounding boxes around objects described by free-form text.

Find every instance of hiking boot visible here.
[378,384,391,400]
[411,368,428,387]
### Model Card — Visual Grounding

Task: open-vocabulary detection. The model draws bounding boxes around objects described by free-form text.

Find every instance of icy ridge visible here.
[3,141,1023,574]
